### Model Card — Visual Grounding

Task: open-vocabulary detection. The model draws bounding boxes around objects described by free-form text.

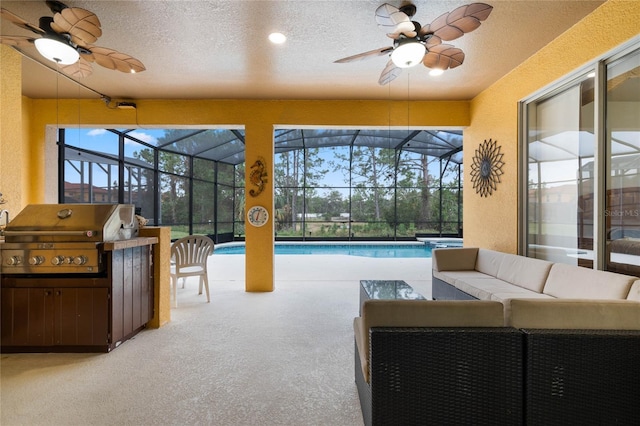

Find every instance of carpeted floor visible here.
[1,254,432,426]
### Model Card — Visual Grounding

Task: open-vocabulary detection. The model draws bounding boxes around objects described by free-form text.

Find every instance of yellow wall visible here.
[465,0,640,253]
[0,46,25,217]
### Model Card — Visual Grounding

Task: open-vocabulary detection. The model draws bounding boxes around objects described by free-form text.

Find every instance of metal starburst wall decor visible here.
[470,139,505,197]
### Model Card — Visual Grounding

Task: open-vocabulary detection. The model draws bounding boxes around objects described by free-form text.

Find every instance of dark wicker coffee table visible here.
[359,280,426,314]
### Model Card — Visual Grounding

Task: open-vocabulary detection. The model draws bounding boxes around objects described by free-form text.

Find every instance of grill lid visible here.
[3,204,139,243]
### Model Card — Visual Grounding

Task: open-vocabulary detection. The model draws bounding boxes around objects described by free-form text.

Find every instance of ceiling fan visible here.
[335,2,492,85]
[0,0,145,78]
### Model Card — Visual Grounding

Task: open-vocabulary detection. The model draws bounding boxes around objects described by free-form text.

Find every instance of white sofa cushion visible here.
[454,277,520,300]
[628,280,640,301]
[496,253,553,293]
[432,270,456,285]
[490,292,554,302]
[491,292,555,323]
[475,249,505,277]
[506,299,640,330]
[434,270,495,286]
[543,263,636,299]
[432,247,478,272]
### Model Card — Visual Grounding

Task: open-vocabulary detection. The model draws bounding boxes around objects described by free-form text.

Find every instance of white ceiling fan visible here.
[0,0,145,78]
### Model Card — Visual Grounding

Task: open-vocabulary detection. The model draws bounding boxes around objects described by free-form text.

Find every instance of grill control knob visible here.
[51,256,65,265]
[28,256,45,265]
[72,256,88,265]
[7,256,22,266]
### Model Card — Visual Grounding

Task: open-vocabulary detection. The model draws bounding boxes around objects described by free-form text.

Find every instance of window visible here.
[605,49,640,276]
[60,128,244,242]
[60,127,463,241]
[525,74,595,266]
[274,131,463,239]
[522,43,640,274]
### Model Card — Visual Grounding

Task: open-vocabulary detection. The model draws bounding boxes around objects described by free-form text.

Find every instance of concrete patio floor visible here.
[208,253,434,298]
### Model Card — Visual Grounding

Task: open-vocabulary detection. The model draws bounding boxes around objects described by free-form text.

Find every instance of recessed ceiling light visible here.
[429,69,444,76]
[269,32,287,44]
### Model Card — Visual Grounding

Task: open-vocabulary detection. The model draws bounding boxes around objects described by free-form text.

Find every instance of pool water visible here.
[215,241,462,258]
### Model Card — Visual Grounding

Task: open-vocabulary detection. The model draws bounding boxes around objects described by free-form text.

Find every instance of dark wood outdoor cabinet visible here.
[1,239,155,353]
[1,286,109,347]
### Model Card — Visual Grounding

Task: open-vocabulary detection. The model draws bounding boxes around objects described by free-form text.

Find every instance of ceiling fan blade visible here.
[424,35,442,49]
[386,23,417,40]
[378,60,402,86]
[87,46,146,73]
[429,3,493,42]
[375,3,416,39]
[0,35,36,48]
[0,8,45,34]
[375,3,405,27]
[59,57,93,78]
[334,46,393,63]
[464,3,494,22]
[46,1,69,15]
[423,45,465,70]
[51,7,102,45]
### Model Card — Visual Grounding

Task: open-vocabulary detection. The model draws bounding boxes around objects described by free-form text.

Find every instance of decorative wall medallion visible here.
[470,139,504,197]
[249,157,267,197]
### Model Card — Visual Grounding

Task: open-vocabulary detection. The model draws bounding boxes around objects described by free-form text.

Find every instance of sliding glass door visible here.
[523,42,639,273]
[526,75,595,267]
[605,49,640,276]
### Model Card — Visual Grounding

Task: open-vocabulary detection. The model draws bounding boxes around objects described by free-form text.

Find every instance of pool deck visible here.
[217,239,461,248]
[208,253,434,299]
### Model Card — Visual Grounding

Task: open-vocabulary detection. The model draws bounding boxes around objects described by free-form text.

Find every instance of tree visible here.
[331,146,396,221]
[133,129,243,229]
[275,146,328,233]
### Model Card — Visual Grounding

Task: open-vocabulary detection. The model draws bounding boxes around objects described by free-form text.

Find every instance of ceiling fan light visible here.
[34,38,79,65]
[429,68,444,76]
[391,41,425,68]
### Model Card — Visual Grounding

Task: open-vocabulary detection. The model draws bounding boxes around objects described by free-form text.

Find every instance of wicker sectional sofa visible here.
[354,300,525,425]
[354,248,640,425]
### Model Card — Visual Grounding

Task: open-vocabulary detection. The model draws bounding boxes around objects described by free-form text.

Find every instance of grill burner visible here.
[1,204,138,274]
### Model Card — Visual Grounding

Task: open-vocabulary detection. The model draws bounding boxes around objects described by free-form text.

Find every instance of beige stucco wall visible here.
[464,0,640,253]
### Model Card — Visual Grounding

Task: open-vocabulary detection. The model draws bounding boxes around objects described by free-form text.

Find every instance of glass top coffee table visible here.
[359,280,426,314]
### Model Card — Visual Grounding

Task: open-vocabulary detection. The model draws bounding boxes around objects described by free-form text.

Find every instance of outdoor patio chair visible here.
[170,235,214,307]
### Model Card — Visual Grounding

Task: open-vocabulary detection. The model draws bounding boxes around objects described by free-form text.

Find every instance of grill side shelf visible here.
[102,237,158,251]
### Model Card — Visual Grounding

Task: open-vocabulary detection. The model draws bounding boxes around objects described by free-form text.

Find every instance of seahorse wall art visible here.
[249,157,268,197]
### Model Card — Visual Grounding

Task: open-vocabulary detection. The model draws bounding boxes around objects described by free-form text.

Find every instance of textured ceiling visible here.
[1,0,605,101]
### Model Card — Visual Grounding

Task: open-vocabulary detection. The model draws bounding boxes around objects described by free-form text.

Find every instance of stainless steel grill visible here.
[1,203,155,353]
[1,204,138,274]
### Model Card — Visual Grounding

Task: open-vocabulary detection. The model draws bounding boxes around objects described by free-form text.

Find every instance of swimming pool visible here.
[214,240,462,258]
